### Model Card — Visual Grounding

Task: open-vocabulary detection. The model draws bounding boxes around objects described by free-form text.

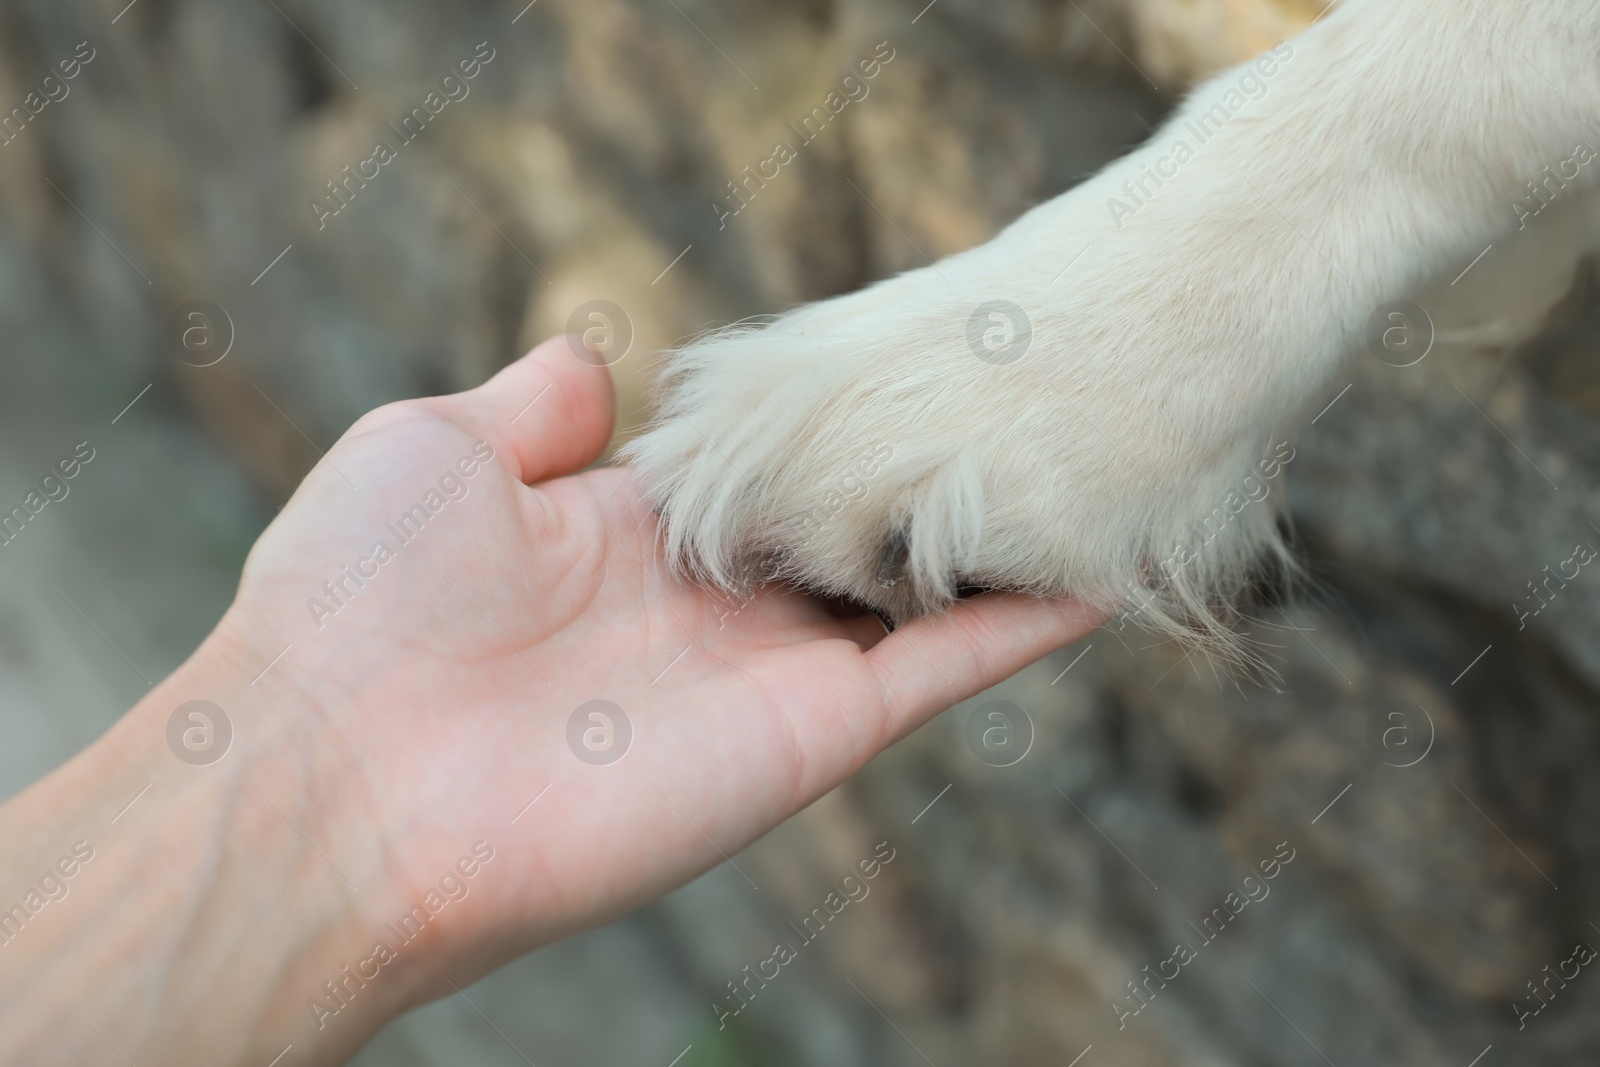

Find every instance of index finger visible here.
[866,593,1106,741]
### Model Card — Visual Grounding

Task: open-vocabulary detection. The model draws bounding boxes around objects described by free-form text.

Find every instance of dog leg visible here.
[627,0,1600,648]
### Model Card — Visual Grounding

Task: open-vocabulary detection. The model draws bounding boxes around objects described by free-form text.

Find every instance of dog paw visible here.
[626,120,1318,648]
[623,197,1310,645]
[624,0,1600,652]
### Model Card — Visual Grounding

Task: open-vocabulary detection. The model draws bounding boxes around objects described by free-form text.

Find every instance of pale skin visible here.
[0,336,1100,1065]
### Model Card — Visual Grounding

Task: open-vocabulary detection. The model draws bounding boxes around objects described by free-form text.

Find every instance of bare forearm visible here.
[0,632,404,1066]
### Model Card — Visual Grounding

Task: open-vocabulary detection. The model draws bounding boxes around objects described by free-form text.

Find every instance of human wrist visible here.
[0,627,429,1066]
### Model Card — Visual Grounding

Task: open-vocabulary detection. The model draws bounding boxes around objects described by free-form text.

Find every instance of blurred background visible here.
[6,0,1600,1062]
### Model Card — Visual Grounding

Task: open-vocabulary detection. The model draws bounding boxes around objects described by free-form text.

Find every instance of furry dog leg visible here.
[627,0,1600,650]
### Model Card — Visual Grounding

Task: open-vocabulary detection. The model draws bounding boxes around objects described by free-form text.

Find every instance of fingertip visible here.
[539,331,618,458]
[470,334,618,483]
[868,593,1105,737]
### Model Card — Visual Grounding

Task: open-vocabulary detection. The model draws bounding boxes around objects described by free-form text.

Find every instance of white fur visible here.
[626,0,1600,650]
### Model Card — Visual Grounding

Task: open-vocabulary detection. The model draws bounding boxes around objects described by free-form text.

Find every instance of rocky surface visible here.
[5,0,1600,1064]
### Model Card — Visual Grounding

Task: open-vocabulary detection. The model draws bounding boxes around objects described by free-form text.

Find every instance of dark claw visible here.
[876,527,911,588]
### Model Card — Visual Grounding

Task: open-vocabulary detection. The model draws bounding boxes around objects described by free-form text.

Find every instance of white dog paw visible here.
[626,0,1600,652]
[624,196,1304,647]
[625,96,1335,646]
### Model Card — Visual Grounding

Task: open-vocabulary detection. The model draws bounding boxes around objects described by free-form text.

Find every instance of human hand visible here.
[0,336,1101,1066]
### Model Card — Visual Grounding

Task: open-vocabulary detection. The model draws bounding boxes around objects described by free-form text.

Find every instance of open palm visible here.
[217,335,1100,1011]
